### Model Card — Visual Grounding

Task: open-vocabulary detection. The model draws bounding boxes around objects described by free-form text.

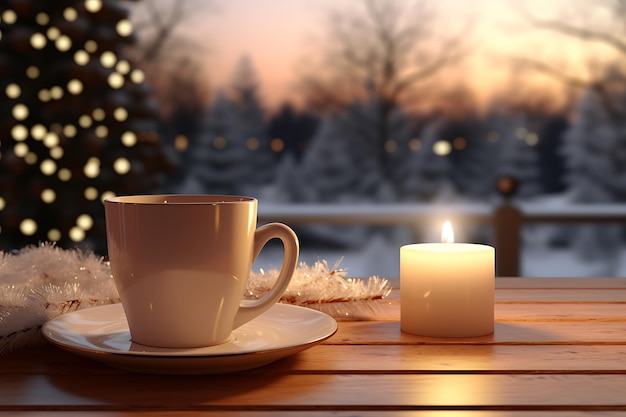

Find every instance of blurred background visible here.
[1,0,626,277]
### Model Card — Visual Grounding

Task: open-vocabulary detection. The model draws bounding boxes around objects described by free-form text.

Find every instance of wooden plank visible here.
[287,344,626,373]
[1,374,626,410]
[495,278,626,289]
[495,303,626,321]
[3,412,626,417]
[4,344,626,376]
[334,300,626,322]
[330,321,626,345]
[495,289,626,303]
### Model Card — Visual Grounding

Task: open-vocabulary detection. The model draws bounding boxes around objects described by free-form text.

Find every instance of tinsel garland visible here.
[0,245,391,354]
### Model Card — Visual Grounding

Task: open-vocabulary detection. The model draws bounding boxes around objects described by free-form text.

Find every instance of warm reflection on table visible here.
[2,277,626,416]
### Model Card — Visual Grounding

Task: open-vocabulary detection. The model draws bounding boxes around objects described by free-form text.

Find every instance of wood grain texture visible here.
[3,278,626,415]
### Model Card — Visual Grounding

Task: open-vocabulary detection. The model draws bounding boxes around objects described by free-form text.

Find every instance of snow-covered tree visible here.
[230,56,276,194]
[180,92,250,194]
[495,115,542,199]
[561,85,626,261]
[395,122,450,202]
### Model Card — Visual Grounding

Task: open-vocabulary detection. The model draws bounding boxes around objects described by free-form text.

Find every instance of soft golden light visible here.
[95,125,108,138]
[270,138,284,152]
[0,197,5,211]
[58,168,72,181]
[84,40,98,53]
[11,125,28,141]
[121,131,137,147]
[174,134,188,151]
[38,89,51,102]
[78,114,93,128]
[113,157,131,174]
[41,188,56,203]
[43,132,59,148]
[84,0,103,13]
[63,7,78,21]
[50,86,63,100]
[12,103,29,120]
[63,124,77,138]
[84,157,100,178]
[84,187,99,200]
[100,191,116,202]
[409,138,422,151]
[100,51,117,68]
[74,50,89,65]
[40,159,57,175]
[5,83,21,99]
[76,214,93,230]
[24,152,38,165]
[14,143,29,157]
[14,142,30,156]
[246,137,260,150]
[433,140,452,156]
[31,124,46,140]
[453,137,467,150]
[441,220,454,243]
[50,146,63,159]
[69,226,85,242]
[20,219,37,236]
[36,12,50,25]
[46,27,60,40]
[2,9,17,24]
[113,107,128,121]
[108,72,124,89]
[26,66,40,79]
[116,19,133,37]
[92,108,105,121]
[67,79,83,95]
[116,60,130,74]
[526,133,539,146]
[130,69,145,84]
[213,136,227,150]
[384,140,398,153]
[30,33,47,49]
[47,229,62,241]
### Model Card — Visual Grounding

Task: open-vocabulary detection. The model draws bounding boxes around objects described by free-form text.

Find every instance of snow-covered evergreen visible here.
[561,84,626,260]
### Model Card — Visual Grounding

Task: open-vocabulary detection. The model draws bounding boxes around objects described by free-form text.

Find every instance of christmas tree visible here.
[0,0,170,254]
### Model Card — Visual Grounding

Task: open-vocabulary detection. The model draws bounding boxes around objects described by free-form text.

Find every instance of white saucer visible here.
[42,303,337,375]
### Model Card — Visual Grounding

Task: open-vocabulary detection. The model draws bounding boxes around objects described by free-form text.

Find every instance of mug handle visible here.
[232,222,299,329]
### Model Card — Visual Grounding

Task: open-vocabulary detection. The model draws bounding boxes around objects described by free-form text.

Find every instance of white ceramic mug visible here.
[104,194,299,348]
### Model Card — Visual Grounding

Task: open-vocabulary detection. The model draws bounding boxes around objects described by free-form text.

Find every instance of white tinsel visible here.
[1,246,391,354]
[0,244,118,354]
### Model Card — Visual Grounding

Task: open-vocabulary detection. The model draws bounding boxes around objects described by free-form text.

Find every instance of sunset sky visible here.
[133,0,605,112]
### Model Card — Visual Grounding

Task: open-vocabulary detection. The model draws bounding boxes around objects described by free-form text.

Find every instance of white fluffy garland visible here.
[0,245,391,354]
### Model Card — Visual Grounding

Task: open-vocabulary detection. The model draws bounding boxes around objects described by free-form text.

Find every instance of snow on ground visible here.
[254,227,626,278]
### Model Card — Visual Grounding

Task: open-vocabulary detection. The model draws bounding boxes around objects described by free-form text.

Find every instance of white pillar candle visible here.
[400,221,494,337]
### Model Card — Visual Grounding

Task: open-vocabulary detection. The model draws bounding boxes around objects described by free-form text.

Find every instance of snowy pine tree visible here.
[495,115,542,199]
[561,85,626,261]
[396,122,450,202]
[230,56,276,195]
[180,92,250,195]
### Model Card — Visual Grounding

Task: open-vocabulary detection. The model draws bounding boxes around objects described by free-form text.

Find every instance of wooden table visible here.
[2,277,626,415]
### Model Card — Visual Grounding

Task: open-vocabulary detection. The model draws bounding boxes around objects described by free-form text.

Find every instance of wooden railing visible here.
[258,202,626,276]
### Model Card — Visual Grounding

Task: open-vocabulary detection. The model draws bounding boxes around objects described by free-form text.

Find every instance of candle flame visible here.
[441,220,454,243]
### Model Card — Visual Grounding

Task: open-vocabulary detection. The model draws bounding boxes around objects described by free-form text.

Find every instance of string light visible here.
[74,50,89,65]
[49,146,64,159]
[35,12,50,25]
[40,159,57,175]
[129,69,145,84]
[31,124,46,140]
[116,19,133,37]
[46,27,61,41]
[19,219,37,236]
[84,0,103,13]
[11,125,28,141]
[63,7,78,21]
[55,35,72,51]
[41,189,56,203]
[76,214,93,230]
[5,83,21,99]
[83,157,100,178]
[69,226,85,242]
[24,153,38,165]
[433,140,452,156]
[12,104,29,121]
[63,124,77,138]
[2,9,17,24]
[26,66,40,79]
[84,187,99,200]
[84,40,98,53]
[78,114,93,128]
[113,157,130,174]
[67,79,83,95]
[43,132,60,148]
[58,168,72,181]
[95,125,108,138]
[14,143,29,157]
[121,131,137,147]
[108,72,124,89]
[0,197,5,211]
[50,86,63,100]
[100,51,117,67]
[47,229,61,241]
[38,89,51,102]
[92,108,106,121]
[30,33,47,49]
[113,107,128,121]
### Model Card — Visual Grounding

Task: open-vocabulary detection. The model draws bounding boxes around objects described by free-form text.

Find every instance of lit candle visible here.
[400,221,494,337]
